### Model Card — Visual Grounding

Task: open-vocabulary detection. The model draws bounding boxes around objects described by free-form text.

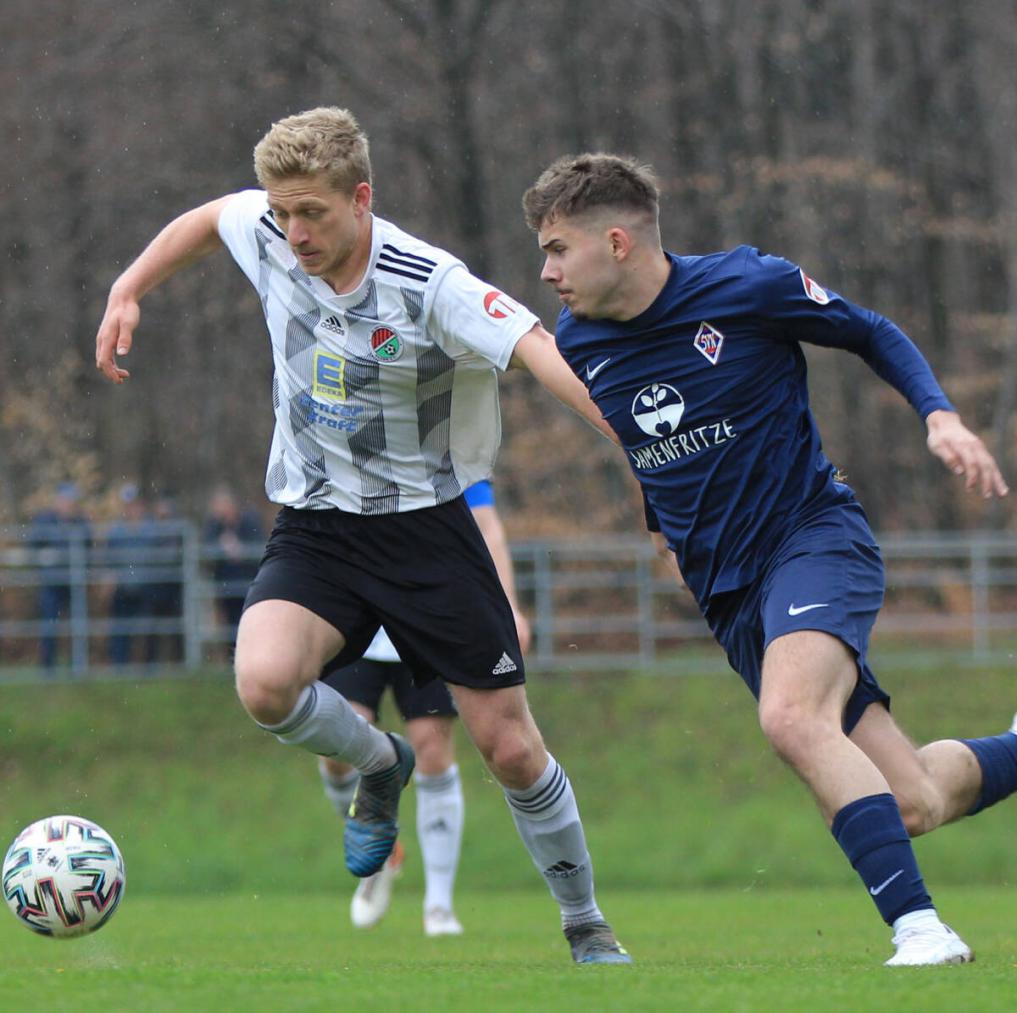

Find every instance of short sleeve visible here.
[428,265,540,371]
[217,189,271,286]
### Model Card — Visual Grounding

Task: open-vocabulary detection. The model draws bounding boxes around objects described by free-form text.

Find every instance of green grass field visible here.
[1,657,1015,1009]
[1,890,1013,1011]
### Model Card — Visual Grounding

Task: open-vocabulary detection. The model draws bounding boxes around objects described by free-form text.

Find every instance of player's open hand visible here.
[926,409,1009,499]
[95,291,139,384]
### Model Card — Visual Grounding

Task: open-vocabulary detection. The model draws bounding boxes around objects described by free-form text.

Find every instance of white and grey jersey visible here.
[217,190,539,514]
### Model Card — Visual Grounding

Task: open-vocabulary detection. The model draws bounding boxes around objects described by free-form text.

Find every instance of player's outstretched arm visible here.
[509,325,619,445]
[925,409,1009,499]
[471,503,532,653]
[95,197,231,384]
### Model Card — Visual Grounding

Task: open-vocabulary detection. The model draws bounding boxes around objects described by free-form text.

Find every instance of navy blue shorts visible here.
[244,497,525,691]
[704,502,890,732]
[323,657,457,721]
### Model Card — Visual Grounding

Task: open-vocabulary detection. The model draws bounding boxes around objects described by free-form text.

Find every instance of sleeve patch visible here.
[800,268,831,305]
[483,289,521,319]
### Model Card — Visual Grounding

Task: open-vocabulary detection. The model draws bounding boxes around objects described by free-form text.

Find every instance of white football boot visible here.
[1009,711,1017,735]
[423,907,464,937]
[885,916,973,966]
[350,840,404,929]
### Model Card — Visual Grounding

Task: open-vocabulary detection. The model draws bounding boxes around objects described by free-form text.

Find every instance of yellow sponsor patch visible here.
[313,351,346,400]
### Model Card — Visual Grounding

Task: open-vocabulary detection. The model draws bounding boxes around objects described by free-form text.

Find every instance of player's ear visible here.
[607,226,633,261]
[352,181,372,213]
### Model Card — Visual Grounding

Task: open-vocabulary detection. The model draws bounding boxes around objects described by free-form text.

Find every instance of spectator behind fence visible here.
[146,491,184,663]
[28,483,91,669]
[106,482,158,666]
[203,487,265,645]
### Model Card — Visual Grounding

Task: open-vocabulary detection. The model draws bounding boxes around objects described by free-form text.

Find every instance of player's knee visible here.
[412,737,453,774]
[407,720,455,773]
[234,656,301,725]
[758,699,820,765]
[893,784,943,837]
[480,730,538,783]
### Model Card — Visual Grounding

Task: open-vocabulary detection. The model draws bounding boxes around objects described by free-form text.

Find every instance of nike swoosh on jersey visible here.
[787,602,830,616]
[869,869,903,896]
[585,358,611,381]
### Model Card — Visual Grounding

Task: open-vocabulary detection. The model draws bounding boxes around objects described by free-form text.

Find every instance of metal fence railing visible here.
[2,523,1016,678]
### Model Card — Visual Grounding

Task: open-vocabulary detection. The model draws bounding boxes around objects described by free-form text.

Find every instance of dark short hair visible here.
[522,153,659,231]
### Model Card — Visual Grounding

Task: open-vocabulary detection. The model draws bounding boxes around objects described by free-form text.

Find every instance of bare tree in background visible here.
[1,0,1013,537]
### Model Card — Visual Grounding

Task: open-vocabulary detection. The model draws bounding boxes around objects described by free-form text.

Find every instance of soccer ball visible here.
[2,815,126,938]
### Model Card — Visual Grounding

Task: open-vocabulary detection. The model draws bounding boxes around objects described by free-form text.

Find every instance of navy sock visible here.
[960,731,1017,815]
[831,793,933,925]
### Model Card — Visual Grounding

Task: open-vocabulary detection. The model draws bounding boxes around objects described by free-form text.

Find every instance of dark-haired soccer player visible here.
[523,153,1013,966]
[95,107,629,964]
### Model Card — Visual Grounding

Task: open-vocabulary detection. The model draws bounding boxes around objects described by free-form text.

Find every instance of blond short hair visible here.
[253,107,372,194]
[522,153,659,232]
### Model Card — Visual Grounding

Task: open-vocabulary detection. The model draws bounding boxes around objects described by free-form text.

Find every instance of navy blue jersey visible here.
[555,246,953,606]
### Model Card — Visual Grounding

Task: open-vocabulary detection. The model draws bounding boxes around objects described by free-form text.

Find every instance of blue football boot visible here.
[343,732,415,878]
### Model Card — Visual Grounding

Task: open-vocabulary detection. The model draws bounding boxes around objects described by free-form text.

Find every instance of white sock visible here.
[320,763,359,817]
[415,764,464,912]
[504,755,603,929]
[260,682,396,773]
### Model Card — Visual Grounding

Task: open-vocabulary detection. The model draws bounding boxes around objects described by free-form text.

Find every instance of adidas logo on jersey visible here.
[321,315,345,335]
[492,652,518,676]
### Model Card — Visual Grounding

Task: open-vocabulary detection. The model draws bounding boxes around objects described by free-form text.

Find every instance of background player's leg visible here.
[406,715,464,936]
[317,701,407,930]
[319,701,377,815]
[759,630,970,965]
[451,683,630,963]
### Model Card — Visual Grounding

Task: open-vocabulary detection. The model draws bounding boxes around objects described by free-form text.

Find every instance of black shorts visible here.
[244,497,525,690]
[323,657,458,721]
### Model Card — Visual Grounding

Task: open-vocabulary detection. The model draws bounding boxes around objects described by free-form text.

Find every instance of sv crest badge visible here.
[693,321,724,365]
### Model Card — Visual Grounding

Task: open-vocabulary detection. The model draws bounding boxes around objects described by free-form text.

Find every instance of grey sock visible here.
[504,755,603,928]
[260,682,395,773]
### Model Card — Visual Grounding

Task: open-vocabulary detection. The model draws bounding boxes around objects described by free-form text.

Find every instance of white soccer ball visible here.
[2,815,126,938]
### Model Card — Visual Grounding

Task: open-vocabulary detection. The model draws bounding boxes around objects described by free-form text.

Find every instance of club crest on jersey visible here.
[370,326,404,362]
[632,383,685,437]
[483,289,519,319]
[800,269,831,305]
[693,321,724,365]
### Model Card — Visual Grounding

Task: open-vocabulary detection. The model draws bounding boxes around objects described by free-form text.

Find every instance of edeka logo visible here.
[313,351,346,400]
[632,383,685,437]
[370,326,404,362]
